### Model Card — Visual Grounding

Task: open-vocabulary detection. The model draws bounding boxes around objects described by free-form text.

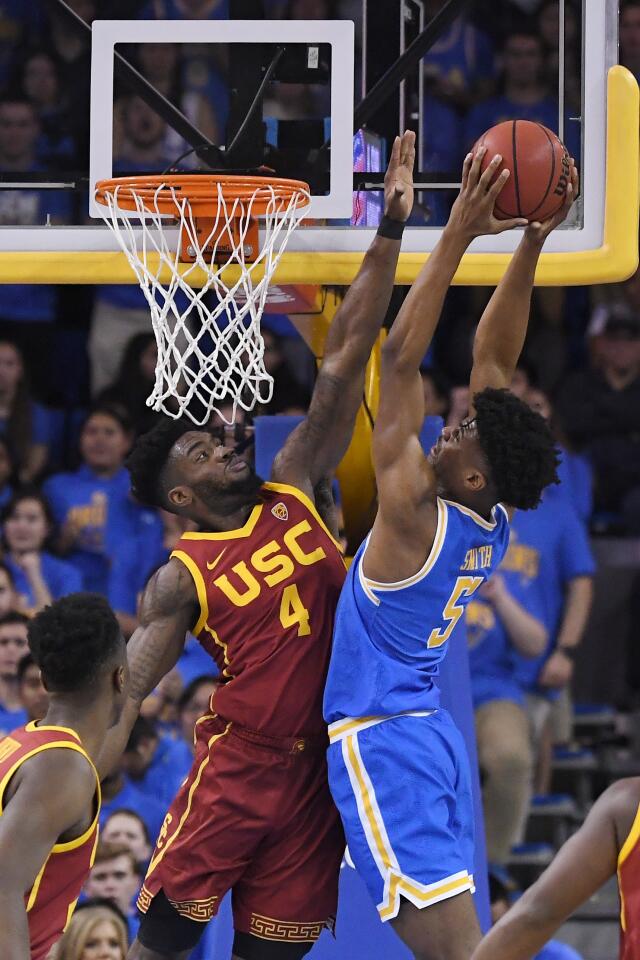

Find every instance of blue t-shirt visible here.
[504,489,595,694]
[100,776,167,846]
[43,465,164,598]
[467,596,525,710]
[422,96,463,226]
[130,735,193,810]
[5,551,83,610]
[0,402,54,447]
[138,0,228,18]
[423,18,495,93]
[535,942,583,960]
[556,448,593,526]
[464,95,581,165]
[0,706,27,737]
[177,635,220,686]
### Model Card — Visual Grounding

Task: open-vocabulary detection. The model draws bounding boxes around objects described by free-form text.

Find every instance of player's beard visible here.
[193,468,265,512]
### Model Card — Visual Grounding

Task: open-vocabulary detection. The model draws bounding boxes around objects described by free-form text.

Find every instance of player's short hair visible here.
[125,417,191,508]
[473,387,560,510]
[28,593,122,693]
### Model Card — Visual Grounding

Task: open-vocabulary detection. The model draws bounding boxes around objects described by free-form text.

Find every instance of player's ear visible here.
[168,485,192,508]
[114,664,126,694]
[464,468,487,492]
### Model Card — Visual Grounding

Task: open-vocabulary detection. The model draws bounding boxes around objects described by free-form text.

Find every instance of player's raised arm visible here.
[471,778,637,960]
[271,131,415,495]
[0,750,95,960]
[363,152,525,582]
[121,559,198,718]
[468,162,578,413]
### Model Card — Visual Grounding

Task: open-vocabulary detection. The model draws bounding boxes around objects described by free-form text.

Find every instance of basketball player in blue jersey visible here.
[324,149,578,960]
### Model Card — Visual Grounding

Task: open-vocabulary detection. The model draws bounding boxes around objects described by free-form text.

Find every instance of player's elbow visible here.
[380,338,414,378]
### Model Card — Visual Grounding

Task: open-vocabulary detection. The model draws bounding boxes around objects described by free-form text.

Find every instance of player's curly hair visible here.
[28,593,122,693]
[474,387,560,510]
[125,417,191,508]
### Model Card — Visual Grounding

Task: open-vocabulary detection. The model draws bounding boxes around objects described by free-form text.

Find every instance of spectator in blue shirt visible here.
[0,610,29,735]
[0,562,19,618]
[122,716,193,810]
[421,95,463,226]
[96,334,162,439]
[100,768,167,847]
[464,31,580,163]
[102,809,152,872]
[0,341,54,483]
[468,575,548,867]
[43,405,165,622]
[83,841,143,944]
[2,489,82,613]
[422,3,496,109]
[177,675,218,755]
[10,48,76,168]
[0,437,14,513]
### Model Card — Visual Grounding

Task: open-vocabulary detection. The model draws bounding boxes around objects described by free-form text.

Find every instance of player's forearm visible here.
[0,893,31,960]
[471,903,559,960]
[471,233,544,388]
[126,621,186,705]
[493,591,548,658]
[382,229,469,375]
[321,236,402,379]
[556,576,593,652]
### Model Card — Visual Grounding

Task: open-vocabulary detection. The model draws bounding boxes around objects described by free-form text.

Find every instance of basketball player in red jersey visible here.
[471,777,640,959]
[0,593,131,960]
[121,131,416,960]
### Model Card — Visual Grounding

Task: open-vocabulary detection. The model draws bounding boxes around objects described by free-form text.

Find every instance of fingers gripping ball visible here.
[475,120,571,222]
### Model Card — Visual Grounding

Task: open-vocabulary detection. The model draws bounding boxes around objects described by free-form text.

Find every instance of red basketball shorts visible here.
[138,714,344,943]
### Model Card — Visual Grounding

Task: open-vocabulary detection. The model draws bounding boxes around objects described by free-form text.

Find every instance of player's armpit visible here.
[471,779,632,960]
[0,751,95,959]
[126,558,199,708]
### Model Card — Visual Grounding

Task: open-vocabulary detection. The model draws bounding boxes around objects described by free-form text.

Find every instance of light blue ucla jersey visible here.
[324,497,510,723]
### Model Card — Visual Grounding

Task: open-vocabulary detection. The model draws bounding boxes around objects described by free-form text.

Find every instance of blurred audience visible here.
[82,842,142,942]
[0,610,29,734]
[422,1,496,109]
[2,488,82,612]
[177,674,218,754]
[620,0,640,84]
[102,809,153,869]
[122,715,192,809]
[53,903,128,960]
[96,334,161,438]
[16,650,48,722]
[0,341,53,483]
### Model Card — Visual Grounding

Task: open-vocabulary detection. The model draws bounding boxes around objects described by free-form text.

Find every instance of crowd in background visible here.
[0,0,637,955]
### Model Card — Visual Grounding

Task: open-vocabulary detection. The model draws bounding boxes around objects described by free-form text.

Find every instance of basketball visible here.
[475,120,571,222]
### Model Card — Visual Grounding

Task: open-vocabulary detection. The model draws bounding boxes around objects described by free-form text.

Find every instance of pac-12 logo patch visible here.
[271,502,288,521]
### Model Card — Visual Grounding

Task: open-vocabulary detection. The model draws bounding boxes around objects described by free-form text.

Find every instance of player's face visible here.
[168,430,259,513]
[102,812,151,863]
[0,624,28,677]
[4,498,49,553]
[81,414,132,474]
[19,663,48,721]
[80,920,124,960]
[427,421,488,503]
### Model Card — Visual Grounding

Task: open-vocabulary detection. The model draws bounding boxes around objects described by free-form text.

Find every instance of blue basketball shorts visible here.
[327,709,475,923]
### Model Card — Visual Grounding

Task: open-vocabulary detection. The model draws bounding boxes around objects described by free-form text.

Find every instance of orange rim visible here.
[94,174,311,217]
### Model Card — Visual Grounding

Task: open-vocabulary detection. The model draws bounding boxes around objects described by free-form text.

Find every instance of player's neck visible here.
[200,499,257,532]
[40,694,112,761]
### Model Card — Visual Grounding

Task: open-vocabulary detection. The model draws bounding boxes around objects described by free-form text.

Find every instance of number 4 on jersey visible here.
[427,576,484,649]
[280,584,311,636]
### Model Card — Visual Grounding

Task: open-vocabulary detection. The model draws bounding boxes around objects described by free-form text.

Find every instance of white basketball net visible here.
[97,180,310,425]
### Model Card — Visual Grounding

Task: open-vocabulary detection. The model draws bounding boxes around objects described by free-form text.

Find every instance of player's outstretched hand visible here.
[446,148,528,241]
[384,130,416,223]
[525,159,579,246]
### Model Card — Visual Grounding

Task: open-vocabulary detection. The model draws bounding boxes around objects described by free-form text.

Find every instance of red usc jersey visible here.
[172,481,346,737]
[619,799,640,959]
[0,722,100,960]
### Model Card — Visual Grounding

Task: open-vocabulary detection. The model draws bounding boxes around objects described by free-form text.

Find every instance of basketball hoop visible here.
[94,174,311,426]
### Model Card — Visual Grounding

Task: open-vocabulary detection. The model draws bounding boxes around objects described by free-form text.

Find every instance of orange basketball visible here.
[474,120,571,222]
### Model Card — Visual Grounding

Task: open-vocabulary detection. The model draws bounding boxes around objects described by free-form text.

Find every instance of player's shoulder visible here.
[593,778,640,852]
[11,743,95,799]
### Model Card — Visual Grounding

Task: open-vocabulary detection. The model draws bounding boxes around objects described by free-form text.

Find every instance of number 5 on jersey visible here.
[280,583,311,636]
[427,576,484,649]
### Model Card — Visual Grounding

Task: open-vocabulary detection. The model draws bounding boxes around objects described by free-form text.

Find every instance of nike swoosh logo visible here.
[206,550,227,572]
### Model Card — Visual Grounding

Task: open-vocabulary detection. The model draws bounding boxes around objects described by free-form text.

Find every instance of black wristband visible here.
[557,646,578,662]
[377,215,406,240]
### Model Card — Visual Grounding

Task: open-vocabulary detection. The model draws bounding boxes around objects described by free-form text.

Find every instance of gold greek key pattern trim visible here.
[250,913,330,943]
[137,884,153,914]
[170,895,218,922]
